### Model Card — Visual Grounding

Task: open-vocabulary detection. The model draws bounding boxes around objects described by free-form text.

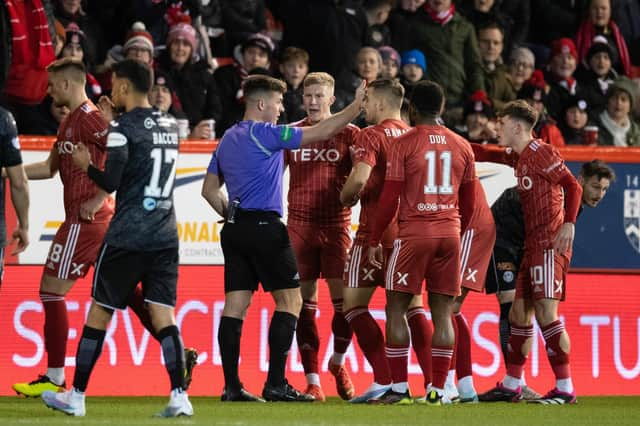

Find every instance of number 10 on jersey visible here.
[424,150,453,195]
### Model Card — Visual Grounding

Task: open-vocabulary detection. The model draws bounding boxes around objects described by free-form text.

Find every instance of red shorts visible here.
[515,249,569,301]
[43,221,108,280]
[386,237,461,296]
[460,223,496,292]
[344,244,392,288]
[287,223,351,281]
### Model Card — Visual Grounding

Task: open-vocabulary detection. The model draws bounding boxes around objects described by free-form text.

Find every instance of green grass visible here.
[1,397,640,425]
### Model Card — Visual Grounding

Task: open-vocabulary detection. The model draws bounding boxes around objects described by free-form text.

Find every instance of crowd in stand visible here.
[1,0,639,146]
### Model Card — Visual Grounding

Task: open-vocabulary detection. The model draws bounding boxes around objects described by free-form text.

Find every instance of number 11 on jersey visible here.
[424,150,453,195]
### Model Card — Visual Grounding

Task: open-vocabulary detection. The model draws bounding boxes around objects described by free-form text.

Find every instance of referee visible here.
[202,74,365,402]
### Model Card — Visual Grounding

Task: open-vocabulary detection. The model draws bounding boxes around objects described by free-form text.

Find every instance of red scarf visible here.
[575,20,631,77]
[6,0,54,68]
[424,2,455,26]
[551,73,577,95]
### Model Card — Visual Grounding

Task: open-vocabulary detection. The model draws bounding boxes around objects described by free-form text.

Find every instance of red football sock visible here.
[454,312,473,379]
[386,344,409,384]
[407,307,432,386]
[541,320,571,380]
[345,306,391,385]
[127,286,157,339]
[296,300,319,374]
[331,299,352,355]
[41,291,68,369]
[450,313,459,372]
[506,325,534,381]
[432,345,454,389]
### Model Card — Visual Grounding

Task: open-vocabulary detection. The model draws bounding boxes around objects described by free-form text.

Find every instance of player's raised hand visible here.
[10,226,29,255]
[353,80,366,109]
[97,95,115,124]
[72,143,91,171]
[368,244,384,269]
[553,222,575,254]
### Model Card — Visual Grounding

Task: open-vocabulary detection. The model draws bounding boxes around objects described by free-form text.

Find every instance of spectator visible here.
[157,20,222,136]
[220,0,266,56]
[576,37,618,117]
[612,0,640,66]
[558,96,594,145]
[595,77,640,146]
[335,47,382,113]
[279,47,310,123]
[59,24,102,100]
[214,33,274,135]
[517,70,566,146]
[149,69,185,118]
[458,90,498,144]
[25,95,69,135]
[476,21,516,110]
[507,46,535,93]
[1,0,56,132]
[53,0,105,67]
[545,38,582,121]
[576,0,632,76]
[363,0,395,47]
[379,46,401,79]
[399,49,426,96]
[402,0,485,124]
[459,0,520,57]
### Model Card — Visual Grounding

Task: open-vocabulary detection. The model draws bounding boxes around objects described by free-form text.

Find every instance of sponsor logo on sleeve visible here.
[11,136,20,150]
[280,126,293,142]
[106,132,128,148]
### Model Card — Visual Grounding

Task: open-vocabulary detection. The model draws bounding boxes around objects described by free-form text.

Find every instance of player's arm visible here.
[554,171,583,254]
[367,180,402,268]
[340,162,372,207]
[5,164,29,254]
[299,81,365,146]
[470,142,515,166]
[72,137,127,193]
[202,172,228,219]
[459,179,476,232]
[22,145,60,179]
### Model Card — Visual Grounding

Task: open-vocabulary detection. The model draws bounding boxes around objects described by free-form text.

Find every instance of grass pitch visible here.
[1,396,639,425]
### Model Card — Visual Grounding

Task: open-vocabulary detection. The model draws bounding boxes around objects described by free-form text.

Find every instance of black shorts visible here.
[92,243,179,310]
[221,210,299,293]
[485,247,519,294]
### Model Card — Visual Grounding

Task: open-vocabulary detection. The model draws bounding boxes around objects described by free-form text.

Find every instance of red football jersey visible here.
[515,140,568,252]
[385,124,476,238]
[465,177,493,231]
[285,119,359,226]
[352,119,410,246]
[56,101,113,223]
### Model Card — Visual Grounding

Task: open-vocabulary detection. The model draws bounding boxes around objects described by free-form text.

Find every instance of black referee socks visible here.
[73,326,106,392]
[219,316,244,392]
[499,302,512,364]
[267,311,297,387]
[157,325,186,391]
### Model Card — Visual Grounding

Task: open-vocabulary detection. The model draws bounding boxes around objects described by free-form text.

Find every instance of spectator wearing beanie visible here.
[575,0,632,77]
[59,23,102,100]
[158,19,222,138]
[518,70,566,147]
[545,38,584,122]
[559,96,595,145]
[399,48,427,98]
[214,33,274,134]
[595,77,640,146]
[476,21,516,111]
[401,0,485,124]
[458,90,498,144]
[379,46,401,79]
[123,22,154,66]
[576,37,619,117]
[53,0,105,69]
[149,69,186,119]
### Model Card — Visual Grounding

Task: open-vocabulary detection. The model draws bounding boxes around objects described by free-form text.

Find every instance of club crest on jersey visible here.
[144,117,157,129]
[624,189,640,253]
[143,197,157,211]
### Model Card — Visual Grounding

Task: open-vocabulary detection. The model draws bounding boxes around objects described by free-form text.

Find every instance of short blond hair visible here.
[303,72,335,89]
[47,57,86,83]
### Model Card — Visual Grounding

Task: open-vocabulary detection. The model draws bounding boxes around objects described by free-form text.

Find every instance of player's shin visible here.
[541,320,573,393]
[158,325,186,391]
[41,291,68,385]
[407,307,433,388]
[297,300,320,383]
[504,325,534,390]
[331,298,353,363]
[73,325,106,393]
[454,312,475,396]
[344,307,392,385]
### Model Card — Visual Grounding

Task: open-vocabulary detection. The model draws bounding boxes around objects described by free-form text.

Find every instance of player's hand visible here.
[368,244,384,269]
[353,80,366,110]
[10,226,29,255]
[97,95,115,123]
[72,143,91,171]
[340,191,359,208]
[189,120,212,140]
[554,222,575,255]
[80,196,104,222]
